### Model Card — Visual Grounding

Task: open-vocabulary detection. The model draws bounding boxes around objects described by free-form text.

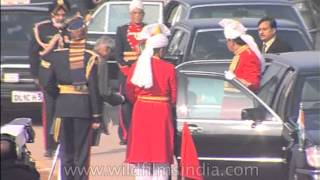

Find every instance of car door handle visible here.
[183,124,203,134]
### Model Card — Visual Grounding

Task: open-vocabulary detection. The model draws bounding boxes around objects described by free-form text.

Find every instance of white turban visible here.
[129,0,143,12]
[136,23,171,40]
[219,18,264,64]
[131,23,170,88]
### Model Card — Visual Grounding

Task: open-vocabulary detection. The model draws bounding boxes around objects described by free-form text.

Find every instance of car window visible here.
[293,1,318,30]
[180,76,257,120]
[166,29,188,56]
[258,63,289,106]
[1,10,48,57]
[248,30,311,51]
[275,71,296,119]
[190,29,310,61]
[302,76,320,108]
[189,5,303,28]
[88,3,162,34]
[191,30,233,60]
[87,4,106,32]
[302,76,320,130]
[167,4,184,26]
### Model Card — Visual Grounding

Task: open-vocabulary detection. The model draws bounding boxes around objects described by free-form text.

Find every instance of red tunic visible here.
[119,23,143,76]
[229,45,261,92]
[125,57,177,164]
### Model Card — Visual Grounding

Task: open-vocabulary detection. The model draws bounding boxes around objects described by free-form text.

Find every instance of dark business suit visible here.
[39,48,102,180]
[260,36,292,53]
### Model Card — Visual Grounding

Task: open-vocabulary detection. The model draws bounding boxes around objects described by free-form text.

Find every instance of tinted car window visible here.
[302,76,320,107]
[190,5,302,27]
[258,64,289,106]
[302,76,320,130]
[1,10,48,57]
[191,30,232,60]
[167,4,187,26]
[167,29,188,56]
[250,30,310,51]
[190,29,310,61]
[180,76,256,120]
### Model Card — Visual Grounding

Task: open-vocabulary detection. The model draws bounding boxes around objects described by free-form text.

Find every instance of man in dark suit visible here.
[39,17,102,180]
[115,0,145,145]
[258,17,292,53]
[29,0,70,158]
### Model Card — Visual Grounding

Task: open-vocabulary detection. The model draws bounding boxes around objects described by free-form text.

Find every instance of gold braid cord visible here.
[33,20,63,56]
[85,50,99,79]
[33,20,50,49]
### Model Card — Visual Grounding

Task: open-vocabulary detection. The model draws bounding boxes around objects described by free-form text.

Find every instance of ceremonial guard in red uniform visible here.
[29,0,70,157]
[115,0,145,145]
[125,24,176,180]
[39,17,102,180]
[219,19,262,92]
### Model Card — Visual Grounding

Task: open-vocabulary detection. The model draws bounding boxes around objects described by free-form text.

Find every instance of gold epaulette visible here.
[58,84,89,94]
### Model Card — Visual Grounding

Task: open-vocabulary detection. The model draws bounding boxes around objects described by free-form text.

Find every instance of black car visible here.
[1,4,49,123]
[289,0,320,50]
[164,18,313,65]
[86,0,164,87]
[259,51,320,180]
[164,0,314,43]
[175,64,295,179]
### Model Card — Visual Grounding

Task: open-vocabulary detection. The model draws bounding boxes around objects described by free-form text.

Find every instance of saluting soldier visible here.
[39,17,102,180]
[115,0,145,145]
[29,0,70,157]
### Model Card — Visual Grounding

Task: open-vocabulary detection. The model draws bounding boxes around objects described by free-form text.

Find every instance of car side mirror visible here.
[241,107,265,121]
[162,54,183,65]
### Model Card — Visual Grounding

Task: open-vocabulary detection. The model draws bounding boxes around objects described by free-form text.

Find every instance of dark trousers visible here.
[60,117,91,180]
[118,100,132,141]
[117,75,132,142]
[42,91,57,152]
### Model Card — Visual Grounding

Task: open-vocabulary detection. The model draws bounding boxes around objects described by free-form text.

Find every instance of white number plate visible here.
[11,91,43,103]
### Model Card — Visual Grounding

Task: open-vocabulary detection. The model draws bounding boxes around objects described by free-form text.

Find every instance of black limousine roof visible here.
[266,51,320,74]
[174,18,304,32]
[169,0,295,7]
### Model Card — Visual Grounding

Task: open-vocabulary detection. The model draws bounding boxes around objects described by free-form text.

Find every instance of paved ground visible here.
[28,123,178,180]
[28,123,134,180]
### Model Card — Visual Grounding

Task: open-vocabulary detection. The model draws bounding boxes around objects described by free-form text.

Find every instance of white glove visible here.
[224,71,236,80]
